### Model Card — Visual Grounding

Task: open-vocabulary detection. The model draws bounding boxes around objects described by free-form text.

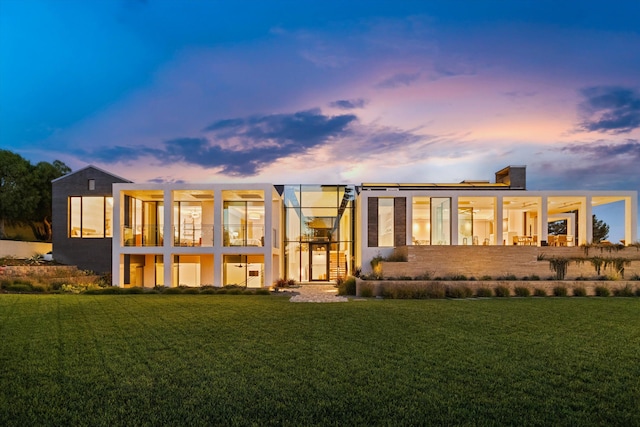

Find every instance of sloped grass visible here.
[0,296,639,426]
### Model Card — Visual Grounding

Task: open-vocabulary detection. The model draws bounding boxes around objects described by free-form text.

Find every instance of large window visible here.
[412,197,431,245]
[223,190,265,247]
[223,255,264,288]
[431,197,451,245]
[378,198,395,247]
[69,196,113,238]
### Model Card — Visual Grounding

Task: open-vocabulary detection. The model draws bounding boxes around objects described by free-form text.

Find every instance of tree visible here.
[592,214,610,243]
[0,150,70,241]
[29,160,71,241]
[547,213,610,243]
[548,220,567,235]
[0,150,38,239]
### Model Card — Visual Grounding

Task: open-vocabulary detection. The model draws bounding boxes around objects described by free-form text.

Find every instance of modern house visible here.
[51,166,637,287]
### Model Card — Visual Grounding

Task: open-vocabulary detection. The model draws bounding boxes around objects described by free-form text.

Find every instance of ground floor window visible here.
[223,255,264,288]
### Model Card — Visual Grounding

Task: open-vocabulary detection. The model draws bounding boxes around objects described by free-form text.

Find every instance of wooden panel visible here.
[394,197,406,246]
[367,197,378,247]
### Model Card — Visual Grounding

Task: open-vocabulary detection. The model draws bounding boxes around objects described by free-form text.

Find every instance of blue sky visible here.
[1,0,639,237]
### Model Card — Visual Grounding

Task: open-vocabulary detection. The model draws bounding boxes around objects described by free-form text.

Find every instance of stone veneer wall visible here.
[382,246,640,280]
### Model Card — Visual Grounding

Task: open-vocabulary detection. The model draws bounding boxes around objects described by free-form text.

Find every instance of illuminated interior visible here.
[284,185,354,281]
[222,190,264,246]
[69,196,113,238]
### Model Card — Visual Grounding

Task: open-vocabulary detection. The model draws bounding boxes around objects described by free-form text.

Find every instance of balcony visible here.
[174,224,214,247]
[122,226,163,247]
[223,224,264,247]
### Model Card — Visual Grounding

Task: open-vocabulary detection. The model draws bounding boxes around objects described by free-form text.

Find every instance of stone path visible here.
[281,284,349,303]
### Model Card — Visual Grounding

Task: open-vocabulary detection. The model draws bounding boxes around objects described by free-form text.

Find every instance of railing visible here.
[223,224,264,247]
[122,226,163,247]
[174,224,214,247]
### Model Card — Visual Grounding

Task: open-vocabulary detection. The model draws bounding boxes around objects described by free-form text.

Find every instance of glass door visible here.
[310,243,329,281]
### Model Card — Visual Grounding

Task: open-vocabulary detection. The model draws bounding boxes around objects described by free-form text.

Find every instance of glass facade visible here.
[284,185,355,281]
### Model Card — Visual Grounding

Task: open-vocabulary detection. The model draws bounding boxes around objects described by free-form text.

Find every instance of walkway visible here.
[281,284,349,303]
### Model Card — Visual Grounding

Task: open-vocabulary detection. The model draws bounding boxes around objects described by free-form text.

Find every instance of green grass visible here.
[1,296,639,426]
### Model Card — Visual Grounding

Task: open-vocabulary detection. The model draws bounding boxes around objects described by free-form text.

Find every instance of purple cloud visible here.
[577,86,640,134]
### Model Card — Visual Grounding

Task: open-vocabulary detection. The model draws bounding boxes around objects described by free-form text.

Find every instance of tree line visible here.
[0,149,71,241]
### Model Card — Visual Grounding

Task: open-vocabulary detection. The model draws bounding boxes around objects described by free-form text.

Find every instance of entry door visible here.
[310,243,329,281]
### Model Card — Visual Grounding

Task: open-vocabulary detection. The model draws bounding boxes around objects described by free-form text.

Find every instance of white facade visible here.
[112,183,282,288]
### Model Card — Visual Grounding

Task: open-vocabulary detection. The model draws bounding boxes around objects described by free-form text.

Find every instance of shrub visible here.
[124,287,145,294]
[243,289,255,295]
[496,275,518,281]
[572,287,587,297]
[613,285,635,297]
[480,275,492,281]
[494,286,510,297]
[446,286,473,298]
[381,282,446,299]
[514,287,530,297]
[227,289,243,295]
[163,287,184,294]
[414,273,431,280]
[182,288,201,294]
[594,286,610,297]
[425,282,446,299]
[360,283,374,298]
[553,286,568,297]
[6,283,33,292]
[274,278,290,291]
[255,289,271,295]
[0,279,11,289]
[385,253,408,262]
[215,289,228,294]
[528,275,540,281]
[548,257,571,280]
[337,277,356,296]
[97,287,126,294]
[630,273,640,281]
[533,288,547,297]
[635,287,640,297]
[447,274,468,281]
[475,287,492,297]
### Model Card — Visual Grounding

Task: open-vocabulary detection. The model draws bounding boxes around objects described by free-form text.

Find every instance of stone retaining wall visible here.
[0,265,100,285]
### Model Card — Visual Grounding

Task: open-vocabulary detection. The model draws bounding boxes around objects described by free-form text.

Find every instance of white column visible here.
[625,195,638,245]
[406,194,413,245]
[495,196,503,245]
[163,190,173,287]
[112,186,122,287]
[263,185,272,288]
[539,196,548,246]
[450,195,459,245]
[214,188,223,287]
[579,196,593,245]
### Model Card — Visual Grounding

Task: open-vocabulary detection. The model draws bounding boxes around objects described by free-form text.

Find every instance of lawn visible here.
[1,295,639,426]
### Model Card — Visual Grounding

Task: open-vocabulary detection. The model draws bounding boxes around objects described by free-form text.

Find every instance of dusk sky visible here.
[1,1,639,236]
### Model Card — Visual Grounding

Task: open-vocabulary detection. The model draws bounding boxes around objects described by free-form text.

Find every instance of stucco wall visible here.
[0,240,52,259]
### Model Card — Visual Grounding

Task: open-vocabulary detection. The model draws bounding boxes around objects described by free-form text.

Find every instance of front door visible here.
[310,243,329,281]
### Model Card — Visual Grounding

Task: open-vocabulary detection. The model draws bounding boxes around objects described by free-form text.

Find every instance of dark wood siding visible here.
[367,197,378,247]
[394,197,406,247]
